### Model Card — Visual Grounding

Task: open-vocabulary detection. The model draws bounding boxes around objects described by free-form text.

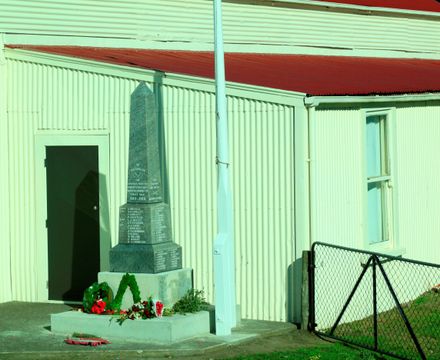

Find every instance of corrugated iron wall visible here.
[0,55,12,303]
[228,97,295,320]
[313,106,440,264]
[0,0,143,38]
[395,105,440,264]
[4,56,296,321]
[312,108,364,248]
[1,0,440,56]
[6,60,39,301]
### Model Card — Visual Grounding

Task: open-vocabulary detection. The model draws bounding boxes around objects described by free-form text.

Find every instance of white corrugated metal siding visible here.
[6,60,40,301]
[228,97,295,320]
[312,108,364,248]
[0,0,143,37]
[395,105,440,264]
[0,54,12,303]
[4,53,296,321]
[1,0,440,56]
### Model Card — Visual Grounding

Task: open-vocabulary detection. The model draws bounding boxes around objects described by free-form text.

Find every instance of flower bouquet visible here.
[117,296,164,324]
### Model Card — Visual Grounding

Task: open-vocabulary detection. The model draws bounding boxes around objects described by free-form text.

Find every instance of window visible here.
[365,113,391,245]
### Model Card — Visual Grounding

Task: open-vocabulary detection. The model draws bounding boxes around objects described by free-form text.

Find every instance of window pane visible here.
[366,116,381,177]
[367,182,383,244]
[367,182,389,244]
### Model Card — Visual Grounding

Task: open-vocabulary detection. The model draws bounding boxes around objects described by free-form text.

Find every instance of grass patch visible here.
[326,290,440,359]
[227,343,383,360]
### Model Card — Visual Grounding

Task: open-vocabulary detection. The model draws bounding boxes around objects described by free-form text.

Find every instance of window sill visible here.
[366,243,406,258]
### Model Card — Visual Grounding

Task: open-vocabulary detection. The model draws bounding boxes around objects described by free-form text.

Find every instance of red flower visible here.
[156,301,164,317]
[91,299,106,314]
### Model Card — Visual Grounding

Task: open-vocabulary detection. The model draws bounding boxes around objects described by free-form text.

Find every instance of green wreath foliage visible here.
[172,288,208,314]
[107,273,141,311]
[82,282,113,313]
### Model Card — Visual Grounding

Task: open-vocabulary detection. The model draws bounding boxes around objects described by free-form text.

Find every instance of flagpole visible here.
[213,0,236,336]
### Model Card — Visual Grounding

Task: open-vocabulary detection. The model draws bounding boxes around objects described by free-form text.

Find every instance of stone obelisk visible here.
[109,82,182,273]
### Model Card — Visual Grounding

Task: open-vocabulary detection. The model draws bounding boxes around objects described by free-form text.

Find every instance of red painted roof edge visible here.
[7,45,440,97]
[309,0,440,13]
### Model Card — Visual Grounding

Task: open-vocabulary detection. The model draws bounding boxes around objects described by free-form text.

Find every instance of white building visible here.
[1,0,440,323]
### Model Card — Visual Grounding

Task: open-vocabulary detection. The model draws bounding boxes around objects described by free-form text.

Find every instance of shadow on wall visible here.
[63,170,100,301]
[64,170,112,301]
[286,258,303,325]
[154,71,171,205]
[99,172,111,271]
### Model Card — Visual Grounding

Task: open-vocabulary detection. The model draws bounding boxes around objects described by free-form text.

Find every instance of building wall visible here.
[3,52,298,321]
[312,107,365,249]
[0,42,12,303]
[394,104,440,265]
[312,104,440,265]
[1,0,440,58]
[311,103,440,328]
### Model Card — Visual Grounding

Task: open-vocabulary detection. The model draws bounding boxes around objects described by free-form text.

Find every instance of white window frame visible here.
[362,108,402,254]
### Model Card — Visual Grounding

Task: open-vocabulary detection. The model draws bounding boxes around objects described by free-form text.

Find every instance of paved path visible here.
[0,302,327,359]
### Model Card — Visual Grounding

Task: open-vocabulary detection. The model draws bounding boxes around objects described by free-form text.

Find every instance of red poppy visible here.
[91,299,106,314]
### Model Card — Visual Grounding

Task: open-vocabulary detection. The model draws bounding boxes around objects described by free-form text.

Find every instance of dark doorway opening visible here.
[46,146,100,301]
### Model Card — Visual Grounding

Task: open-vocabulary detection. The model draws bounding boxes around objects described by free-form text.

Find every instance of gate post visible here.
[301,250,313,330]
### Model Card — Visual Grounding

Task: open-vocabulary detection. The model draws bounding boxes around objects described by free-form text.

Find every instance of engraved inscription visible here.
[128,164,148,202]
[170,249,179,268]
[151,207,168,243]
[127,207,145,243]
[155,251,167,272]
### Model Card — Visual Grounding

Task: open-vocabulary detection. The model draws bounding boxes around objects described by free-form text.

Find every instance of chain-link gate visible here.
[309,242,440,360]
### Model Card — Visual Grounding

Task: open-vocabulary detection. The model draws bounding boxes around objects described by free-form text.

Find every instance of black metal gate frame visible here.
[309,242,440,360]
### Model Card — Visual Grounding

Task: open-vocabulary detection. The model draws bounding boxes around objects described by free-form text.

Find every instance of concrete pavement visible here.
[0,302,322,360]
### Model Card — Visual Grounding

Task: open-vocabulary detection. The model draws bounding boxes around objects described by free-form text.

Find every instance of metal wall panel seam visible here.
[0,44,12,302]
[267,102,275,319]
[9,64,19,299]
[28,66,38,300]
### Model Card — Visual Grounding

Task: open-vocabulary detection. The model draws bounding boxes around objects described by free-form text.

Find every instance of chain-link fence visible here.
[309,242,440,360]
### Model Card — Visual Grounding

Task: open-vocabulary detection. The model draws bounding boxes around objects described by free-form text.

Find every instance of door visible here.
[46,146,100,301]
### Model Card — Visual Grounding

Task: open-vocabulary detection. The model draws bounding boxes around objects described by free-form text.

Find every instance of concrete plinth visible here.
[51,310,210,344]
[98,268,192,309]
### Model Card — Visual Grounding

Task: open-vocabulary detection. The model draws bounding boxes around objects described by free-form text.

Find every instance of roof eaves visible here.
[305,92,440,106]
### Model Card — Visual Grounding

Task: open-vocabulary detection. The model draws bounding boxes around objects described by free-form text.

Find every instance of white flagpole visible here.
[213,0,237,336]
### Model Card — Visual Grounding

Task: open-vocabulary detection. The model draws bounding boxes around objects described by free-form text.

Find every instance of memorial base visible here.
[51,310,210,343]
[98,268,192,309]
[109,243,182,273]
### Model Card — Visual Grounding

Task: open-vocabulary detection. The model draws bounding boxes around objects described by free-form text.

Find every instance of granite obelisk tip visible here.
[127,82,163,204]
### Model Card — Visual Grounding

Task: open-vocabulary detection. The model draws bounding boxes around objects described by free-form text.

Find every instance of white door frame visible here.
[35,133,110,302]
